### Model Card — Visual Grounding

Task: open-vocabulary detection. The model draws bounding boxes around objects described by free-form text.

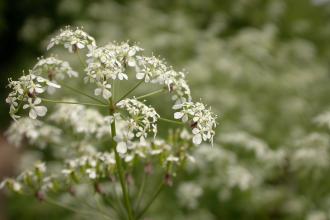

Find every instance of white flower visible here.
[0,179,22,192]
[94,81,112,99]
[174,102,217,145]
[49,101,112,138]
[135,56,167,82]
[116,98,160,140]
[35,162,47,174]
[159,70,192,105]
[177,182,203,209]
[33,56,78,80]
[117,142,128,154]
[47,26,96,52]
[86,168,97,179]
[314,111,330,130]
[5,117,61,148]
[23,98,47,119]
[6,73,59,119]
[84,42,142,100]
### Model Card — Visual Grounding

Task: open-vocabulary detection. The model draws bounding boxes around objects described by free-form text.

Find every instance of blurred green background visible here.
[1,0,330,219]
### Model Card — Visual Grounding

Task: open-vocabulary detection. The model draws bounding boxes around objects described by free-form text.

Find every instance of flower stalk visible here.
[109,97,135,220]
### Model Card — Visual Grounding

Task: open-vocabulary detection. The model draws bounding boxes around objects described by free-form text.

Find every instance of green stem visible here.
[93,195,115,219]
[117,80,144,103]
[109,98,135,220]
[159,117,184,125]
[134,173,147,211]
[45,197,110,219]
[41,98,109,108]
[60,83,107,105]
[76,50,87,68]
[136,89,164,100]
[136,182,164,220]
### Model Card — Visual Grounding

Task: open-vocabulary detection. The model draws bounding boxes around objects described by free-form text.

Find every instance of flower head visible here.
[33,56,78,80]
[135,55,167,82]
[116,98,160,141]
[6,73,60,119]
[174,102,217,145]
[47,26,96,52]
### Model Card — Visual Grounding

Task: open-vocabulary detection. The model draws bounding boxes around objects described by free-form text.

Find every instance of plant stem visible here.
[136,182,164,220]
[61,83,107,105]
[41,98,109,108]
[109,98,135,220]
[159,117,184,125]
[117,80,144,103]
[134,173,147,211]
[76,50,87,68]
[45,197,111,219]
[136,89,164,100]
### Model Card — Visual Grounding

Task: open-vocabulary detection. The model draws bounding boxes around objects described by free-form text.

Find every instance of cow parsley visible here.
[2,26,217,220]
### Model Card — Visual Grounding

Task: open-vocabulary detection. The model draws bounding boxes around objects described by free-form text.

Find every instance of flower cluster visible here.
[158,70,192,105]
[47,26,96,52]
[174,102,217,145]
[116,98,160,142]
[135,55,167,82]
[49,101,112,138]
[62,152,116,181]
[85,42,142,99]
[6,73,60,119]
[33,57,78,80]
[5,117,61,148]
[314,111,330,130]
[134,56,191,104]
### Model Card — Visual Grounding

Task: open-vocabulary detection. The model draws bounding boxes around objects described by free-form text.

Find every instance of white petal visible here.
[47,81,61,88]
[172,104,182,110]
[192,128,200,134]
[47,42,54,50]
[23,104,29,109]
[125,155,134,162]
[35,87,44,93]
[193,116,199,122]
[94,88,102,96]
[76,42,85,49]
[136,72,145,80]
[29,109,37,119]
[174,112,184,119]
[192,134,202,145]
[35,106,47,117]
[128,49,136,57]
[34,98,42,105]
[182,114,189,122]
[117,142,127,154]
[103,89,112,99]
[127,59,136,67]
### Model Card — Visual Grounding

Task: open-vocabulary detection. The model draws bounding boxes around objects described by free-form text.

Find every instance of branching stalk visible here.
[109,98,135,220]
[76,50,87,68]
[159,117,184,125]
[117,80,144,103]
[41,98,109,108]
[136,182,164,220]
[61,83,107,105]
[136,89,165,100]
[134,173,147,211]
[45,197,111,219]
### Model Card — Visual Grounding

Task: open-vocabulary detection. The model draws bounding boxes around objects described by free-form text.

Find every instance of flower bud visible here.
[144,162,153,175]
[164,173,173,187]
